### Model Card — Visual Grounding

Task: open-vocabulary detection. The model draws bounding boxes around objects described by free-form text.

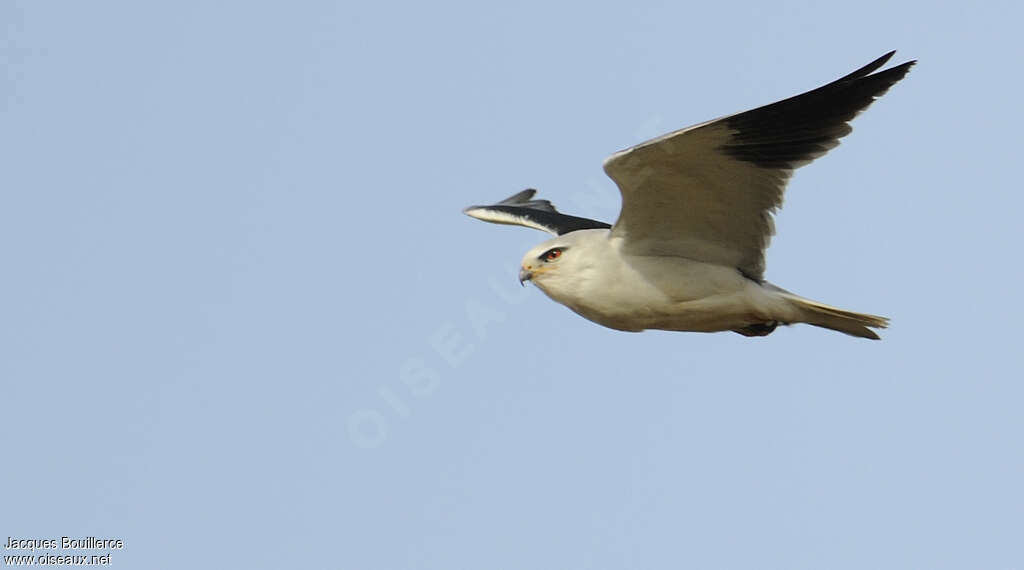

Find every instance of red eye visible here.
[543,248,562,262]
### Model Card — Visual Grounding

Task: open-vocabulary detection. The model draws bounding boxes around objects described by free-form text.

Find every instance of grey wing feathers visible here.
[603,52,915,280]
[463,189,611,235]
[494,189,558,211]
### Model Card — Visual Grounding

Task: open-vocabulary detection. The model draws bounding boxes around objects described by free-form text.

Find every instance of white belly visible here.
[535,254,783,333]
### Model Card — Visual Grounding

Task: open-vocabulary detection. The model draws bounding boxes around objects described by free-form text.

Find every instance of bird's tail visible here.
[781,294,889,340]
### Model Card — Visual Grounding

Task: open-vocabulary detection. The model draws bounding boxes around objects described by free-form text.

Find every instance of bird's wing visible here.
[603,52,915,281]
[463,189,611,235]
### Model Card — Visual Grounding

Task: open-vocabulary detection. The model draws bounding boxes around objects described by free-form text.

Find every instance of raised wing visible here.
[603,52,915,280]
[463,189,611,235]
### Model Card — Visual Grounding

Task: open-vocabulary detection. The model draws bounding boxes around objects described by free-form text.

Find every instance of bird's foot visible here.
[733,321,778,337]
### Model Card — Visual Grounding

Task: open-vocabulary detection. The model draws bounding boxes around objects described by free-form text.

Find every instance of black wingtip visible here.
[888,58,917,79]
[835,51,898,83]
[497,188,537,204]
[720,51,916,169]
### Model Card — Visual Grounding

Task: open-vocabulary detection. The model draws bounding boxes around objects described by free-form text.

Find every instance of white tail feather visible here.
[781,294,889,340]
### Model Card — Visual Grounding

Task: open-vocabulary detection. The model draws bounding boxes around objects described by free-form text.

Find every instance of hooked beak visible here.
[518,267,533,286]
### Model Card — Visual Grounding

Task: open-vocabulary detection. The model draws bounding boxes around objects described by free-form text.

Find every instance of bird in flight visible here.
[464,52,914,339]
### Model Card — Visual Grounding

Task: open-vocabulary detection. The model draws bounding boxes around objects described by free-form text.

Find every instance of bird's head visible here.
[518,229,606,295]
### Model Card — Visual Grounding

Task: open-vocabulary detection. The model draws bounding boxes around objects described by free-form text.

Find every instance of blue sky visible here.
[3,1,1022,568]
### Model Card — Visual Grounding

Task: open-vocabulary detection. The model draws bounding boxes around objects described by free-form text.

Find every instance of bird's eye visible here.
[541,248,563,262]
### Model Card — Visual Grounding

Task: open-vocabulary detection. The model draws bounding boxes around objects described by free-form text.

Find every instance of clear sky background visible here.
[3,1,1022,568]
